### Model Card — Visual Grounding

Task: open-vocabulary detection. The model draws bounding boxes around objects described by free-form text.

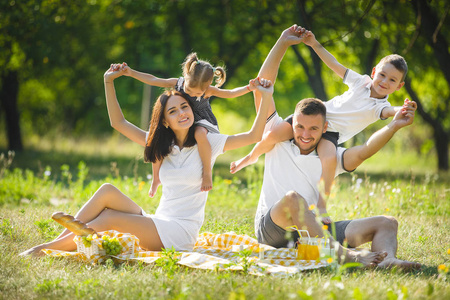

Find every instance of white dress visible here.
[143,133,228,251]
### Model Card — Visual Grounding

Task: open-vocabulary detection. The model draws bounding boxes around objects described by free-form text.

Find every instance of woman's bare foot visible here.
[149,179,161,197]
[377,257,422,270]
[341,249,387,267]
[201,171,213,192]
[19,245,47,257]
[230,154,258,174]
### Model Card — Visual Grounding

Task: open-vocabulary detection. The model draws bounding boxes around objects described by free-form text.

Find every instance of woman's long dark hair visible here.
[144,90,197,163]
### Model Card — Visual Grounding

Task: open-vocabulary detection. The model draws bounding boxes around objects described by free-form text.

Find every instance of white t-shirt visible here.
[144,133,228,251]
[254,114,347,234]
[325,69,391,144]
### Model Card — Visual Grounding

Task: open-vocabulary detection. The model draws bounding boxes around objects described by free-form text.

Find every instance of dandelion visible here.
[309,204,316,211]
[327,257,333,264]
[322,224,328,230]
[385,208,390,212]
[223,179,232,185]
[438,264,449,273]
[138,181,145,191]
[447,249,450,255]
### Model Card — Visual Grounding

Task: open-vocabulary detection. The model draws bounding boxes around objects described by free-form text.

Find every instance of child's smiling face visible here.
[370,62,405,98]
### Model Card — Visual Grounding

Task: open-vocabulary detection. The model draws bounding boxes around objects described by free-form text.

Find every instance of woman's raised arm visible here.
[104,64,147,147]
[223,78,273,152]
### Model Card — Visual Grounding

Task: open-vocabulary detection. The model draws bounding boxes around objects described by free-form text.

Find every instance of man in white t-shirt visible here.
[247,25,421,269]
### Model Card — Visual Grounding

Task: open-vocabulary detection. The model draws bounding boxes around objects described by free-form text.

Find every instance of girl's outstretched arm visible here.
[206,81,256,99]
[104,64,147,146]
[117,62,178,88]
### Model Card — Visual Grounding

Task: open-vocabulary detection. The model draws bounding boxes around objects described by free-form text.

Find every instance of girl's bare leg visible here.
[317,139,337,197]
[195,126,213,192]
[149,161,162,197]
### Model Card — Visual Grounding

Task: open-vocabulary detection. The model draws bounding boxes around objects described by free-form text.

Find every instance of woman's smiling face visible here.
[162,95,195,132]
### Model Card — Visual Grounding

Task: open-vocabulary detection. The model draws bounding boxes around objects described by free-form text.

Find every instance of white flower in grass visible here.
[44,170,51,177]
[355,178,363,190]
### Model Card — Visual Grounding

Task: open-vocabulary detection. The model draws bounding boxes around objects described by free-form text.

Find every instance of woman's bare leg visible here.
[20,208,164,257]
[54,183,143,240]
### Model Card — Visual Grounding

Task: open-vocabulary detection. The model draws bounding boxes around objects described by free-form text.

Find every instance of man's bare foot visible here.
[230,155,258,174]
[201,172,212,192]
[341,249,387,267]
[19,246,46,257]
[377,257,422,270]
[149,179,161,197]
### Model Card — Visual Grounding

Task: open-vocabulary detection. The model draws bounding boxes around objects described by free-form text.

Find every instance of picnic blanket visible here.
[42,230,329,276]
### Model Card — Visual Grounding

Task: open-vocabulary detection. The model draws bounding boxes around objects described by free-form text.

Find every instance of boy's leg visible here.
[230,121,294,173]
[317,138,337,196]
[149,160,162,197]
[195,126,213,192]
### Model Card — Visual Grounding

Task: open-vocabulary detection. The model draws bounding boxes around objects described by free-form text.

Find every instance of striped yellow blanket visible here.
[43,230,328,276]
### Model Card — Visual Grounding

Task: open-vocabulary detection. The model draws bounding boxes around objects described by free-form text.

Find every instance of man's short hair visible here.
[377,54,408,82]
[294,98,326,121]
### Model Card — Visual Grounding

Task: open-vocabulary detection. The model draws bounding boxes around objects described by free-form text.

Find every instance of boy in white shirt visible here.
[231,28,411,206]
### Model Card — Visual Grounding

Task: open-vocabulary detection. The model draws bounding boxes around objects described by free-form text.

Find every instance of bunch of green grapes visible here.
[102,235,122,256]
[81,234,98,247]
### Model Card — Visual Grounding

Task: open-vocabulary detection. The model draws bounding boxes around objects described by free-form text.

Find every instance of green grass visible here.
[1,138,449,299]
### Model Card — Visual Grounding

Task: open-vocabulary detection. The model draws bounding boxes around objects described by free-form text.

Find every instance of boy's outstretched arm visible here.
[380,99,415,119]
[115,62,177,88]
[303,31,347,79]
[343,99,416,171]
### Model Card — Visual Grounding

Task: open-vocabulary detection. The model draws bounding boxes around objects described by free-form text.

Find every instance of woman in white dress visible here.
[20,64,273,256]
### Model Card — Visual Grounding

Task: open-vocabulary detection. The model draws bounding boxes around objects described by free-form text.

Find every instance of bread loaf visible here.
[52,212,96,236]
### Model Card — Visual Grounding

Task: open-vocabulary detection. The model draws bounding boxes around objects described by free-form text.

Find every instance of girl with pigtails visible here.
[114,53,256,196]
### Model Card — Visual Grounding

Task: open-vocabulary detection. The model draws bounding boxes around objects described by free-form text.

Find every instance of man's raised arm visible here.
[343,99,417,171]
[253,25,306,118]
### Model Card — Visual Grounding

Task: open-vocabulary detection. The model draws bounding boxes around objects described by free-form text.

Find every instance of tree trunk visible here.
[291,46,328,101]
[0,71,23,151]
[411,0,450,84]
[404,79,448,170]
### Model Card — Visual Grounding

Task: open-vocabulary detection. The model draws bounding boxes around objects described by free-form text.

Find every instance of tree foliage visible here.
[0,0,448,169]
